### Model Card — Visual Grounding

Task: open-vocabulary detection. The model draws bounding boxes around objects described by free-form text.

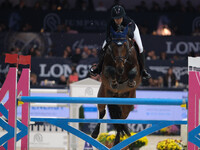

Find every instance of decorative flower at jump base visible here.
[97,131,148,149]
[157,139,184,150]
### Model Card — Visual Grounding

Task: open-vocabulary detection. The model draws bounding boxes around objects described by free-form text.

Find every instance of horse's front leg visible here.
[104,66,118,89]
[91,104,106,138]
[128,67,137,87]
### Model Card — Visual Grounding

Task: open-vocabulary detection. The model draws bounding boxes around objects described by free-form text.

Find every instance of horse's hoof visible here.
[91,131,98,139]
[128,80,136,87]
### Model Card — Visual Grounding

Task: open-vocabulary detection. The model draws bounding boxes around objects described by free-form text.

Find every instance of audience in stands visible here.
[163,67,176,88]
[71,48,82,64]
[58,75,68,85]
[0,0,199,34]
[30,73,38,86]
[0,0,197,88]
[95,1,107,11]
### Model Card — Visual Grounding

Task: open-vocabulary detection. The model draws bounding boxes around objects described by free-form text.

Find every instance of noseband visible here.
[107,38,134,65]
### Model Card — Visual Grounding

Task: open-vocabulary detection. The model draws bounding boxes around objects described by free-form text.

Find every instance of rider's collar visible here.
[110,25,129,46]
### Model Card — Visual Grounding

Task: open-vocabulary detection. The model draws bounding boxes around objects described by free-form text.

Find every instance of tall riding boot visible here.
[90,49,105,76]
[139,52,151,80]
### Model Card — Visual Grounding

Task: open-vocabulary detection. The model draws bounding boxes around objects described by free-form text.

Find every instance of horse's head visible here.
[107,38,133,75]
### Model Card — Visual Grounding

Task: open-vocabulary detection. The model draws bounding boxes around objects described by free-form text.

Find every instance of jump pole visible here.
[18,97,187,105]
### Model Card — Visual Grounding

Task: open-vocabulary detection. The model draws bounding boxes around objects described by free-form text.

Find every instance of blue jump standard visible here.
[18,96,187,105]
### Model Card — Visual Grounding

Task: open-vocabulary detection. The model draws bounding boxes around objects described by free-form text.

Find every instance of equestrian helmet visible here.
[111,5,126,19]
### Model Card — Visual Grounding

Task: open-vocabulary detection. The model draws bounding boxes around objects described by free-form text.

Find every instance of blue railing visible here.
[19,96,188,150]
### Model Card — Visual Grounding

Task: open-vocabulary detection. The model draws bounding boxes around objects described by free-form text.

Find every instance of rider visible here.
[90,5,151,80]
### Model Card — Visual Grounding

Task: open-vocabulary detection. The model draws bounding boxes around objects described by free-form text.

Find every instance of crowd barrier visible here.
[0,56,200,150]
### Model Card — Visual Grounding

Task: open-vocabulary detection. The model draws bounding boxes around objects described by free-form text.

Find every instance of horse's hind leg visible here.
[91,104,106,138]
[113,129,120,146]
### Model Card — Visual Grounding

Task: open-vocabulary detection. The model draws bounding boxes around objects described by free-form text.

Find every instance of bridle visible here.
[107,38,134,65]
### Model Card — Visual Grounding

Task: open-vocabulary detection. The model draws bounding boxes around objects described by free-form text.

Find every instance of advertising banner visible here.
[0,32,199,57]
[0,57,188,85]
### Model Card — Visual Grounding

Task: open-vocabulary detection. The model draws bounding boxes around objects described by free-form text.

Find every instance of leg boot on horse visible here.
[91,104,106,138]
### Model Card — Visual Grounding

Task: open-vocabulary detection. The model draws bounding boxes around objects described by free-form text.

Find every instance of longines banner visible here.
[0,57,188,84]
[0,32,199,57]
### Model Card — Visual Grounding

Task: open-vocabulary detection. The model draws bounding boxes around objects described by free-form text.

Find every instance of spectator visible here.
[66,26,78,34]
[13,46,22,55]
[80,0,88,11]
[65,46,72,57]
[63,50,69,59]
[30,73,38,86]
[185,0,195,12]
[0,23,6,32]
[136,1,148,12]
[192,27,200,36]
[57,24,66,32]
[163,1,173,12]
[14,0,27,10]
[157,76,164,87]
[71,48,82,64]
[146,50,158,60]
[91,48,98,58]
[160,52,167,60]
[163,67,176,87]
[148,78,155,87]
[59,0,70,10]
[173,0,185,12]
[34,49,42,57]
[81,46,89,59]
[58,75,67,85]
[34,1,42,10]
[45,51,54,58]
[151,1,161,12]
[22,23,32,32]
[28,47,36,56]
[68,66,79,85]
[95,1,107,11]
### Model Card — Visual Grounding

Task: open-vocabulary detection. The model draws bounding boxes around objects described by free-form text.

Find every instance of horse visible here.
[91,35,142,146]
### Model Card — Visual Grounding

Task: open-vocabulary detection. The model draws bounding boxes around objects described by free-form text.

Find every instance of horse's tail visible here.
[107,105,130,136]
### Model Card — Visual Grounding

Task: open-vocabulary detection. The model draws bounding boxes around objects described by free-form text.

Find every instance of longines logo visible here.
[192,16,200,32]
[33,133,43,143]
[39,64,90,78]
[166,41,200,55]
[85,87,93,96]
[43,13,61,32]
[149,66,188,80]
[72,38,99,50]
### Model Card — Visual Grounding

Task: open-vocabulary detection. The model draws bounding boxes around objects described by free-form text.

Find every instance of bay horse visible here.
[91,35,142,146]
